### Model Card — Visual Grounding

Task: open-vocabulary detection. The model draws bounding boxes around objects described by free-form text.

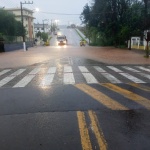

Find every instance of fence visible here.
[130,37,150,50]
[2,35,33,44]
[1,35,34,52]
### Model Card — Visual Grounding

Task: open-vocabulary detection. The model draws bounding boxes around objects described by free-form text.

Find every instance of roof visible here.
[4,7,33,13]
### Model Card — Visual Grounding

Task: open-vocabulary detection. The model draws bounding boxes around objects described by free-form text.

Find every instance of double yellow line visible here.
[102,83,150,109]
[75,83,150,149]
[75,83,150,110]
[77,110,107,150]
[75,84,128,110]
[128,83,150,92]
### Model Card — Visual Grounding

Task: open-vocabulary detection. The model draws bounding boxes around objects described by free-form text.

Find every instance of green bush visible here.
[41,32,48,42]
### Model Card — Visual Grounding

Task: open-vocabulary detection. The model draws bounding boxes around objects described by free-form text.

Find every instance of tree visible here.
[0,9,26,37]
[36,31,42,39]
[80,3,91,24]
[15,21,26,36]
[41,32,48,42]
[80,0,150,47]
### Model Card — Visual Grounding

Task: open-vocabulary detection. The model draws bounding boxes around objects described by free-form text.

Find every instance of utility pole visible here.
[20,1,33,51]
[128,0,132,50]
[43,20,45,33]
[42,19,48,33]
[51,19,53,33]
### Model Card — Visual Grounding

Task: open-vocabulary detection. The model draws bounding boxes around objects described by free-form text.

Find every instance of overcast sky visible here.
[0,0,91,25]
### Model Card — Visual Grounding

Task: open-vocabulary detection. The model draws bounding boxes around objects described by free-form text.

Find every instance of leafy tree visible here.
[0,9,26,37]
[80,4,91,24]
[80,0,150,47]
[41,32,48,42]
[15,21,26,36]
[36,31,42,39]
[36,31,49,42]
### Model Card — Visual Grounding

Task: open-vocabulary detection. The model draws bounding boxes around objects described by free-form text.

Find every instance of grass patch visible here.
[75,29,86,41]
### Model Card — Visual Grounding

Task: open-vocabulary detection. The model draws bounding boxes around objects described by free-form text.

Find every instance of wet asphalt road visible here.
[0,28,150,150]
[50,27,82,46]
[0,84,150,150]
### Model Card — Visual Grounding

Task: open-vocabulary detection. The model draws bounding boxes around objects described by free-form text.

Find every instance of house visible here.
[34,23,50,34]
[5,7,35,39]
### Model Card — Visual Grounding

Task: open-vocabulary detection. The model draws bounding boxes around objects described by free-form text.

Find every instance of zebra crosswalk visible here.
[0,65,150,88]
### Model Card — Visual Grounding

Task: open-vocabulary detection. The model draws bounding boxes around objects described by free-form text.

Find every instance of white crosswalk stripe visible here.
[47,67,56,74]
[29,68,41,75]
[138,73,150,79]
[82,73,98,84]
[107,66,123,72]
[64,66,73,73]
[136,66,150,72]
[0,69,26,87]
[13,75,35,88]
[0,76,16,87]
[122,66,140,72]
[10,69,26,76]
[40,67,57,86]
[94,66,106,72]
[40,74,55,86]
[119,73,145,83]
[0,69,11,76]
[101,73,122,83]
[0,65,150,88]
[64,73,75,84]
[79,66,89,72]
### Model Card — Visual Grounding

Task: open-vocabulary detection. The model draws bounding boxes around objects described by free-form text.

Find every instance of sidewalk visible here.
[0,46,52,69]
[0,46,150,69]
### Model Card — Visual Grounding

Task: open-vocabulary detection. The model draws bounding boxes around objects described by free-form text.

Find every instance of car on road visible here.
[57,35,67,45]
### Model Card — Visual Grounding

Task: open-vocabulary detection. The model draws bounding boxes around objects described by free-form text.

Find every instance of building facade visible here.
[34,23,50,35]
[5,7,35,39]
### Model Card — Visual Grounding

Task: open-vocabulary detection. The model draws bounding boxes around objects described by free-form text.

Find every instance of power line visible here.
[38,11,114,16]
[40,11,81,16]
[28,1,51,24]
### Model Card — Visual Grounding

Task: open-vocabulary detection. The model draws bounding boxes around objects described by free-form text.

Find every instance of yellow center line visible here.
[128,83,150,92]
[102,83,150,110]
[77,111,93,150]
[88,110,107,150]
[75,84,128,110]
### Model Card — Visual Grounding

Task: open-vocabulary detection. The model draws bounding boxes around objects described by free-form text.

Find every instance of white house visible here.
[34,23,50,34]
